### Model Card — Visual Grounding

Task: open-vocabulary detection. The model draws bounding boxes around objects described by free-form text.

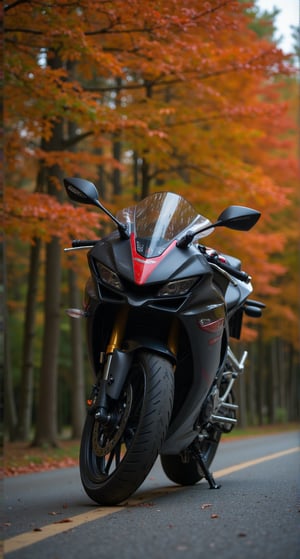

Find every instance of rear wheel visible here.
[160,427,221,485]
[80,351,174,505]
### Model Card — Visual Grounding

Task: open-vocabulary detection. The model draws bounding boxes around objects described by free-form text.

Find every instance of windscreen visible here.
[117,192,212,257]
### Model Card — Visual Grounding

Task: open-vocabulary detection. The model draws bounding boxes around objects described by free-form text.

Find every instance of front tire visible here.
[80,351,174,505]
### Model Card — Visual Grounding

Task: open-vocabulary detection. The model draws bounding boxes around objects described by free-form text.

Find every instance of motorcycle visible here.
[64,177,264,505]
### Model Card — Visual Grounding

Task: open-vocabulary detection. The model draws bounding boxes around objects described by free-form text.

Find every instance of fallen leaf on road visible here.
[54,518,73,524]
[201,503,212,509]
[211,513,219,519]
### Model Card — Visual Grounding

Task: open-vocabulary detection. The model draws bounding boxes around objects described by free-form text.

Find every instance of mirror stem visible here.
[94,200,129,239]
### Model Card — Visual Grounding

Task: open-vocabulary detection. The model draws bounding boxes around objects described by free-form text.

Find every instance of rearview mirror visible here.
[177,204,261,248]
[64,177,100,207]
[63,177,129,239]
[216,205,261,231]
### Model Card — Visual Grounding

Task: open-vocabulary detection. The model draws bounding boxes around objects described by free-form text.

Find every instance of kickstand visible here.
[193,449,221,490]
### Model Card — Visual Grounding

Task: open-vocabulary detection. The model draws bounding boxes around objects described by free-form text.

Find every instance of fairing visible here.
[84,191,253,454]
[116,191,212,258]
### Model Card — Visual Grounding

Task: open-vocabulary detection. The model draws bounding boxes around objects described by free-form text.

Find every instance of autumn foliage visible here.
[4,0,299,439]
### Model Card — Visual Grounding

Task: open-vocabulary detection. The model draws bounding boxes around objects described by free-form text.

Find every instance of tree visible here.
[4,0,298,441]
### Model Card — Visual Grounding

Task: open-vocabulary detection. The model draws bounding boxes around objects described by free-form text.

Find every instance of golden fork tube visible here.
[168,318,179,357]
[106,305,129,355]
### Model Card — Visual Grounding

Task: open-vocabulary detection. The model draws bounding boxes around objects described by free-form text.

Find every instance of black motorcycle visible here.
[64,177,264,505]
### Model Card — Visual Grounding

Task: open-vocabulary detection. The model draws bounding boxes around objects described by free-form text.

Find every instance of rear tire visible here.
[160,428,221,486]
[80,351,174,505]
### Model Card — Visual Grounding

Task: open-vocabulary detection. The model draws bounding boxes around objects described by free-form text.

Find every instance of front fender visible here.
[124,336,176,365]
[106,338,176,400]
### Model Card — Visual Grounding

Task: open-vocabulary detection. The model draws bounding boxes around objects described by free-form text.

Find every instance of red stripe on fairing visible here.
[130,233,176,284]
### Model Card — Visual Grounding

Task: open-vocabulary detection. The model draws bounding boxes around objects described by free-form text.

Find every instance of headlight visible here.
[157,277,197,297]
[96,263,124,291]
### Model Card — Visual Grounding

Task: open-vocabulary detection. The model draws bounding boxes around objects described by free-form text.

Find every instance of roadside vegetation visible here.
[3,423,298,477]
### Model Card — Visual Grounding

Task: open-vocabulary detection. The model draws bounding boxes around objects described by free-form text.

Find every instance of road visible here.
[3,431,300,559]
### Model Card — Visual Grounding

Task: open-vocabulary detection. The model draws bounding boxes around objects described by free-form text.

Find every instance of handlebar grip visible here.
[72,240,97,248]
[207,256,251,283]
[223,265,251,283]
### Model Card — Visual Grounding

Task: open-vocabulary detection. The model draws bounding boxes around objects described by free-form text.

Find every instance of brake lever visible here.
[202,249,251,284]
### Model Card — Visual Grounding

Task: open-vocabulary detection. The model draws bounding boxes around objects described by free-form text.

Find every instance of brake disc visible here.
[92,384,133,457]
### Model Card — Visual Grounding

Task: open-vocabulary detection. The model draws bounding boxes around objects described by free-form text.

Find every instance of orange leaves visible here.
[4,0,299,346]
[3,187,103,245]
[4,0,295,163]
[3,440,79,477]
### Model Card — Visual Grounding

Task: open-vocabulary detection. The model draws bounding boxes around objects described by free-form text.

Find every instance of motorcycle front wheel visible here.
[80,350,174,505]
[160,427,221,486]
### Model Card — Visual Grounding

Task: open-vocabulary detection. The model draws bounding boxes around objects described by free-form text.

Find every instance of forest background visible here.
[3,0,299,447]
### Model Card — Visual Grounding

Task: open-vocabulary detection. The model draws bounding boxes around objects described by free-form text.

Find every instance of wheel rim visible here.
[85,364,146,481]
[92,384,133,457]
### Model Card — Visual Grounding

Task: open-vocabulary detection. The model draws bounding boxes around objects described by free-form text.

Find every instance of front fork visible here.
[87,306,130,422]
[101,305,129,381]
[87,308,179,421]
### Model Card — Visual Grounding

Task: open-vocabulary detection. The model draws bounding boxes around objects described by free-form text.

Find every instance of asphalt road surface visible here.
[3,431,300,559]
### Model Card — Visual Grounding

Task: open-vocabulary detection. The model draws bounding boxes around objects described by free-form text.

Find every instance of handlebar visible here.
[72,239,98,248]
[68,241,250,283]
[205,254,251,283]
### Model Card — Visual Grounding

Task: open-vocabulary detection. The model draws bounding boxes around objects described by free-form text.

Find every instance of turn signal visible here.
[66,308,88,318]
[198,317,224,333]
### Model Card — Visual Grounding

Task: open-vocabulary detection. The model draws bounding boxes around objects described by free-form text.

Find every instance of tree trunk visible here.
[141,156,150,199]
[3,238,17,440]
[238,369,247,428]
[112,77,122,196]
[68,267,86,438]
[33,53,65,446]
[16,238,41,440]
[132,151,139,200]
[4,238,18,440]
[278,338,286,415]
[270,339,279,423]
[96,147,106,200]
[34,233,62,446]
[16,157,50,441]
[4,334,17,441]
[140,82,153,199]
[247,344,256,425]
[64,84,87,438]
[289,346,300,421]
[287,344,299,421]
[257,328,265,425]
[112,139,122,195]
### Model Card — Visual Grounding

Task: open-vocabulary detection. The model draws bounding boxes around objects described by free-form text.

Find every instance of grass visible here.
[224,422,299,440]
[2,423,298,476]
[3,439,80,476]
